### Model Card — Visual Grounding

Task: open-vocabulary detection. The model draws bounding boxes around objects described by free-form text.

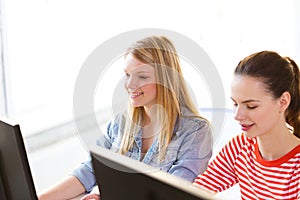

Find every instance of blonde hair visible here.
[119,35,202,159]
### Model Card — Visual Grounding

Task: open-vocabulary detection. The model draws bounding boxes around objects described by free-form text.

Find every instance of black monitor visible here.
[90,145,214,200]
[0,118,37,200]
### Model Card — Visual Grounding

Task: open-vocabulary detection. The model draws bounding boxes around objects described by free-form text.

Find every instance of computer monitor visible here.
[0,118,37,200]
[0,172,6,200]
[90,145,214,200]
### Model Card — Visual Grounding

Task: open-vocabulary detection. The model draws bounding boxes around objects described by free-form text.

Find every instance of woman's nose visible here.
[125,76,138,90]
[234,106,245,121]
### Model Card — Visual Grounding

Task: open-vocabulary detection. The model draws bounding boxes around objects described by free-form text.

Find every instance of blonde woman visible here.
[39,36,213,200]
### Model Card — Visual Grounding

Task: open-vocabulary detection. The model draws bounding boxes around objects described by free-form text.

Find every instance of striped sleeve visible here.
[193,134,246,192]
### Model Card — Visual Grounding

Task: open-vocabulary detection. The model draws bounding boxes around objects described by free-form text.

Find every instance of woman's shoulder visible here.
[180,115,210,126]
[110,112,126,124]
[180,107,210,125]
[106,112,127,133]
[178,113,211,135]
[226,133,254,149]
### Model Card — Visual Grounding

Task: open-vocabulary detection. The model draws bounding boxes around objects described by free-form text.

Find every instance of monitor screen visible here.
[90,145,214,200]
[0,118,37,200]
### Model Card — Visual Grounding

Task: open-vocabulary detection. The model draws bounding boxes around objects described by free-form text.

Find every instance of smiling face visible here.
[231,75,285,138]
[124,54,157,110]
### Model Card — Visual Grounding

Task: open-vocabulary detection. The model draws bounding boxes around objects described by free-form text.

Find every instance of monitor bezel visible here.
[90,144,213,200]
[0,118,37,200]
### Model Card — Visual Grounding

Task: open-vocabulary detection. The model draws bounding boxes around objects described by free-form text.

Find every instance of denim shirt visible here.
[71,110,213,192]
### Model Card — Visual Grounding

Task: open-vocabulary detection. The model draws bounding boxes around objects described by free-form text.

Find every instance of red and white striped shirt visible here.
[193,133,300,200]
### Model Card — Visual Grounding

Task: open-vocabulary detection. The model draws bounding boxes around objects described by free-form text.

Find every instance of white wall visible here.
[2,0,299,136]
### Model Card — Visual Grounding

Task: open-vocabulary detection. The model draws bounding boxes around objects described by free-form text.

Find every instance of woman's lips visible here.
[241,123,254,131]
[130,92,144,98]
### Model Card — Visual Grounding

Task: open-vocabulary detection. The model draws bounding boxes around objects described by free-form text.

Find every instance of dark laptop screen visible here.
[0,119,37,200]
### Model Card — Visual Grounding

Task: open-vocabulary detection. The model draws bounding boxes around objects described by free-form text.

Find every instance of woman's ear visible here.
[278,91,291,113]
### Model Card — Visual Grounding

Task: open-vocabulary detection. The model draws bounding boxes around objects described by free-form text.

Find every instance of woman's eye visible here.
[247,105,257,109]
[139,76,148,79]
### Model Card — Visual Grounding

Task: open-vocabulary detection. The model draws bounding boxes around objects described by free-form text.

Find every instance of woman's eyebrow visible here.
[136,71,151,74]
[241,100,260,104]
[231,97,260,104]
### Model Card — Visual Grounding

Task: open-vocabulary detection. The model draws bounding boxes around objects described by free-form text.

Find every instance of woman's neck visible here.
[257,126,300,160]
